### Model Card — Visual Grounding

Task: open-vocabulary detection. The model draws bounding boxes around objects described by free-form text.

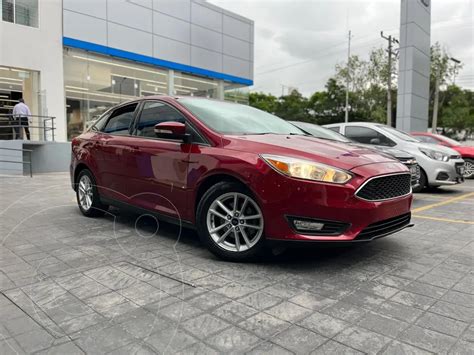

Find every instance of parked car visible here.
[291,121,420,188]
[71,97,413,261]
[324,122,465,192]
[411,132,474,179]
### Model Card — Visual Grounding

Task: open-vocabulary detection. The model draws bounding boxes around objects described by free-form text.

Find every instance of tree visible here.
[249,92,278,114]
[274,90,310,121]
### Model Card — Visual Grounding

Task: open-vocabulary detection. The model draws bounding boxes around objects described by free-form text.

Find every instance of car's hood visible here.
[416,142,460,156]
[353,143,413,160]
[225,134,398,171]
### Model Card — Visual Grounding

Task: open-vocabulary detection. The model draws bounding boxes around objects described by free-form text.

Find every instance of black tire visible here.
[412,168,427,193]
[464,158,474,179]
[76,169,108,217]
[196,181,266,261]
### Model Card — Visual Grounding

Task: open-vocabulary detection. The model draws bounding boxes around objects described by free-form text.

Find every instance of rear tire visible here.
[412,168,427,193]
[76,169,108,217]
[196,181,266,261]
[464,158,474,179]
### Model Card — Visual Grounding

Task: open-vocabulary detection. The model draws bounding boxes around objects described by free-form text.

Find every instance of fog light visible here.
[293,220,324,232]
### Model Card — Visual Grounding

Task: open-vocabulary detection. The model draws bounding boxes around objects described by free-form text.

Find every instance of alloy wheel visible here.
[463,160,474,178]
[78,174,94,211]
[206,192,264,252]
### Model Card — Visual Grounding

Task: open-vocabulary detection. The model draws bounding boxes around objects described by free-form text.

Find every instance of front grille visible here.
[356,173,411,201]
[451,155,462,160]
[356,213,411,241]
[455,162,465,175]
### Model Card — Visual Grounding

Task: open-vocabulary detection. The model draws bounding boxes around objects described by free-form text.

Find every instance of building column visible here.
[217,80,224,101]
[167,69,175,96]
[396,0,431,132]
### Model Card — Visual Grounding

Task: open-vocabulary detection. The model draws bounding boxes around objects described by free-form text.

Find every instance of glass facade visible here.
[64,48,245,140]
[2,0,39,27]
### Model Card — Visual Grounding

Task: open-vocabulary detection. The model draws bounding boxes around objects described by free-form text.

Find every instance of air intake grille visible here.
[356,174,411,201]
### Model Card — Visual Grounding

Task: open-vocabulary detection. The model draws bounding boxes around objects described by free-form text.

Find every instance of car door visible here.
[344,126,395,147]
[94,102,139,202]
[126,100,196,220]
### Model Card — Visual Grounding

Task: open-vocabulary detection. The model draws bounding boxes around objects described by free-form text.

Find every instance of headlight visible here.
[261,154,352,184]
[419,148,449,162]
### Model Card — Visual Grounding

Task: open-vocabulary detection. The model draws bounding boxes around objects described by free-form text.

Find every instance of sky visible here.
[209,0,474,96]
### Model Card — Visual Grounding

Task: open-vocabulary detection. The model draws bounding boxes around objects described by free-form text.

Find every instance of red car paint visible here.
[71,96,412,242]
[411,132,474,159]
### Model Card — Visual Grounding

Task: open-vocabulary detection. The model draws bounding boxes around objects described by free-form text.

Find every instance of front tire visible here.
[413,168,427,193]
[463,158,474,179]
[196,181,266,261]
[76,169,108,217]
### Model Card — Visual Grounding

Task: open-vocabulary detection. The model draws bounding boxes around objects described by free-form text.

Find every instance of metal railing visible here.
[0,146,33,177]
[0,114,56,141]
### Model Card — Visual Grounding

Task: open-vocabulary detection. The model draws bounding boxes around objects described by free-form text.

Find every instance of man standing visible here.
[12,98,31,140]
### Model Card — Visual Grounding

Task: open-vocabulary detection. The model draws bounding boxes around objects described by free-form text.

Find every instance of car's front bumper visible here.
[425,158,465,186]
[253,162,413,242]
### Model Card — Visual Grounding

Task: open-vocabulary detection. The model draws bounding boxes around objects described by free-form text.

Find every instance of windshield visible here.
[179,98,305,135]
[291,121,351,143]
[438,135,461,146]
[377,125,420,142]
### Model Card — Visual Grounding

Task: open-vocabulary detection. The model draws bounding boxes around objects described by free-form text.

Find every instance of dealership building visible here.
[0,0,254,142]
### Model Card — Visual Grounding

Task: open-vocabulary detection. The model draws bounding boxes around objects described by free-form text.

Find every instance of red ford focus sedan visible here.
[71,96,413,261]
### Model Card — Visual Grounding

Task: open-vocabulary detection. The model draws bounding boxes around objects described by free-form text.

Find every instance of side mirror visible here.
[154,121,190,143]
[369,138,381,145]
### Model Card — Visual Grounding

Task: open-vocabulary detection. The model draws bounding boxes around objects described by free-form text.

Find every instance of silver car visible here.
[324,122,465,192]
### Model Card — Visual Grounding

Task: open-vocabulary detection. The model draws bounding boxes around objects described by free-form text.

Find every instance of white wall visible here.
[63,0,254,81]
[0,0,66,141]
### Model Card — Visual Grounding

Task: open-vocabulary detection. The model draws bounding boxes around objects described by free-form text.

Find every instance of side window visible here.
[102,104,137,135]
[135,101,185,138]
[91,111,111,132]
[327,126,341,133]
[345,126,395,146]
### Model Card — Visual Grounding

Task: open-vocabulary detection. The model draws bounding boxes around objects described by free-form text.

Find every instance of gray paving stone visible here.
[58,312,106,335]
[187,291,230,311]
[37,341,85,355]
[415,312,469,338]
[237,290,282,311]
[334,326,391,354]
[205,326,261,352]
[300,311,350,338]
[273,325,327,354]
[144,327,198,353]
[321,301,367,323]
[311,340,364,354]
[177,341,221,355]
[403,280,447,298]
[289,291,338,311]
[181,313,231,339]
[377,300,424,323]
[265,301,312,323]
[212,300,258,324]
[429,300,474,323]
[448,340,474,355]
[214,282,256,299]
[239,312,290,339]
[380,340,432,355]
[398,325,457,353]
[441,289,473,306]
[357,311,410,338]
[390,290,436,310]
[14,328,56,353]
[157,300,203,322]
[0,338,26,355]
[246,341,294,355]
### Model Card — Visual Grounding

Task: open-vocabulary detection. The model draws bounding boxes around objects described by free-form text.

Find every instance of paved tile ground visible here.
[0,173,473,354]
